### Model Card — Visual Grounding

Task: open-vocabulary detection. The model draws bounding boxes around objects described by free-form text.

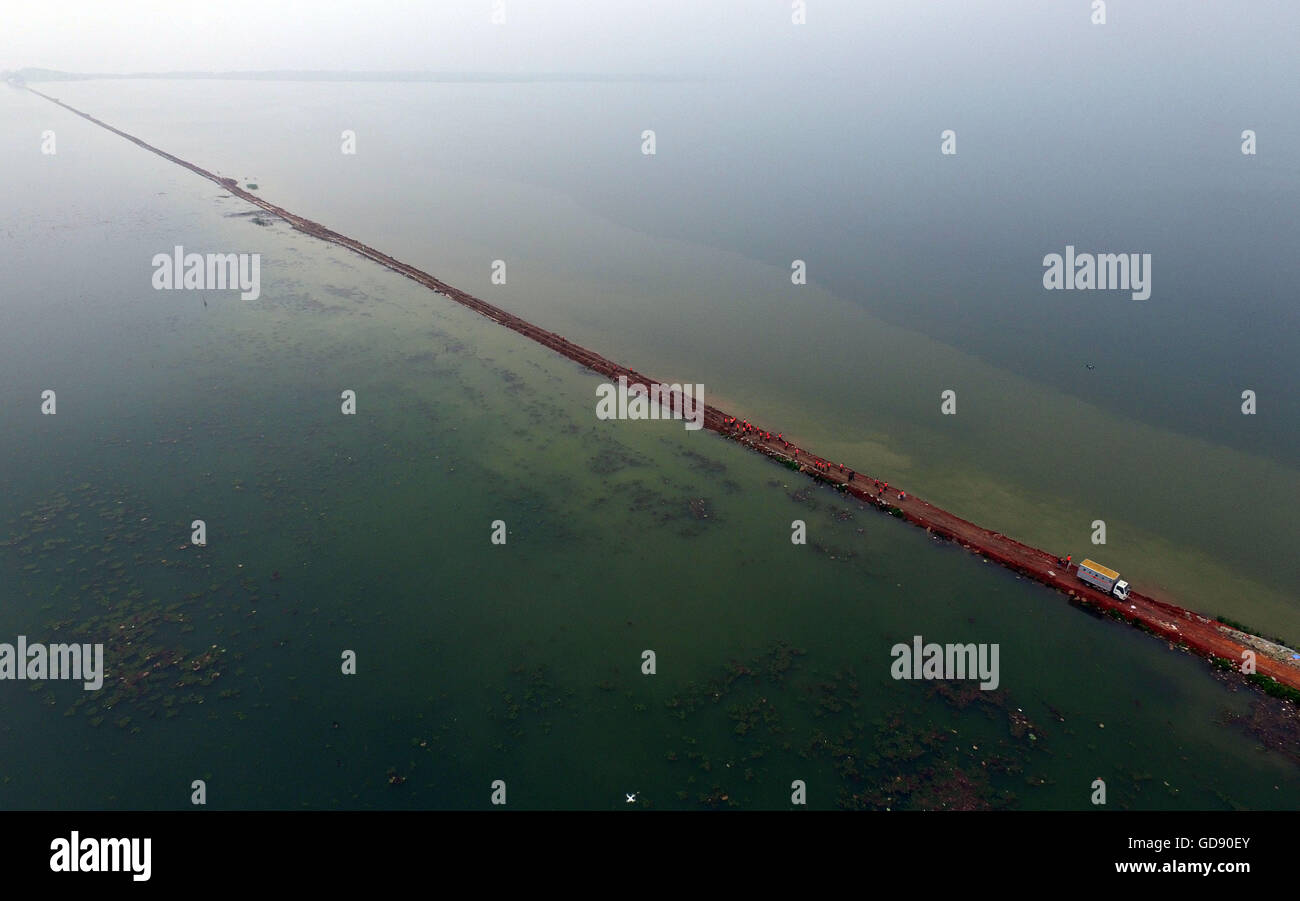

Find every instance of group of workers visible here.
[720,416,913,504]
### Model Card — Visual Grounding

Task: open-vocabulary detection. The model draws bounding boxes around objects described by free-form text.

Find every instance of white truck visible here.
[1077,559,1130,600]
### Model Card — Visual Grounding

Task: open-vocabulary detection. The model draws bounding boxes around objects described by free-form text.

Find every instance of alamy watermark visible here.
[1042,245,1151,300]
[50,832,150,881]
[596,375,704,431]
[890,634,999,690]
[151,245,261,300]
[0,636,103,690]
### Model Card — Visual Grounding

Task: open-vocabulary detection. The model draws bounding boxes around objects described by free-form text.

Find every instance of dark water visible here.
[1,52,1297,809]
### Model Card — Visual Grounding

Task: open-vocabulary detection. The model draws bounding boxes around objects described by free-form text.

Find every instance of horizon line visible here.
[5,67,705,83]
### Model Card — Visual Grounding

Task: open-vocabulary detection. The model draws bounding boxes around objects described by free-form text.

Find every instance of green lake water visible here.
[0,74,1296,810]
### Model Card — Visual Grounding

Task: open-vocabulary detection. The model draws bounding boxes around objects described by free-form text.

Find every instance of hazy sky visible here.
[4,1,1297,88]
[2,0,817,75]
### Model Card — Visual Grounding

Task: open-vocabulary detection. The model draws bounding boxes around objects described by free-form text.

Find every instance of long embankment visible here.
[30,87,1300,697]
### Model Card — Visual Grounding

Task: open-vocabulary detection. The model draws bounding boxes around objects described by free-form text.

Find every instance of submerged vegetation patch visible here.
[2,484,247,728]
[1220,693,1300,765]
[467,640,1048,809]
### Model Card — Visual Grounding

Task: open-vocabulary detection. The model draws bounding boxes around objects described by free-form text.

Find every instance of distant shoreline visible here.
[7,67,702,84]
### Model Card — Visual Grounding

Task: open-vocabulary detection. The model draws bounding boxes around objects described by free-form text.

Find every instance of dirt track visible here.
[30,87,1300,697]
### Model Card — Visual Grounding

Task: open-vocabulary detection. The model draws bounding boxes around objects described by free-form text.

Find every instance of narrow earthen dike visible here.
[31,87,1300,696]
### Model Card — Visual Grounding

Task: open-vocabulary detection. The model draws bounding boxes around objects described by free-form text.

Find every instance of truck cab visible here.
[1113,580,1131,601]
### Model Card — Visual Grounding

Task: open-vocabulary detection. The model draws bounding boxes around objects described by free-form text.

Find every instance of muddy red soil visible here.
[32,89,1300,697]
